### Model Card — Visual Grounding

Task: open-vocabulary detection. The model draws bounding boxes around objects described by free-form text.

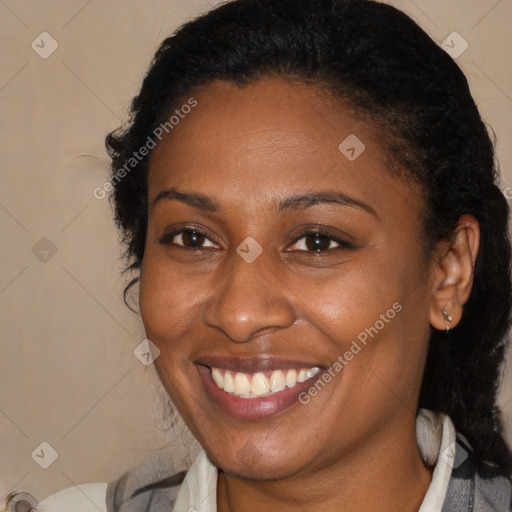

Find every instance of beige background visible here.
[1,0,511,501]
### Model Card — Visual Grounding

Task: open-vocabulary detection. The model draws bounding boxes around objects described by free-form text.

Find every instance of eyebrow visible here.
[152,187,219,213]
[277,190,377,217]
[151,186,377,217]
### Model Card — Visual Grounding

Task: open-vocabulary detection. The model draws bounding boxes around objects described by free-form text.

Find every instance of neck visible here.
[217,416,434,512]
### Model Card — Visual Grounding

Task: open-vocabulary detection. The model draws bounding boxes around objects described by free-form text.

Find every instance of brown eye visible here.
[181,229,206,247]
[158,228,217,248]
[288,229,352,253]
[303,233,333,252]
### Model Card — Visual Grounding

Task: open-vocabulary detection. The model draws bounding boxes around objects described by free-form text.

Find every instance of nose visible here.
[203,250,296,343]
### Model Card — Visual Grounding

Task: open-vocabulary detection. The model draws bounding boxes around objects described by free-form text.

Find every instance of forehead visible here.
[147,77,418,219]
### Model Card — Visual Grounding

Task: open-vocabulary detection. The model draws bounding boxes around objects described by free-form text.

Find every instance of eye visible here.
[288,229,352,253]
[158,228,218,249]
[158,227,352,253]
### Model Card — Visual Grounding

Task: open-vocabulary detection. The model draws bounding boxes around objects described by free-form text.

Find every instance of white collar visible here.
[174,408,455,512]
[417,409,456,511]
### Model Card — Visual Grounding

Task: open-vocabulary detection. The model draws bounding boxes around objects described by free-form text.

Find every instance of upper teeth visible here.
[211,367,321,398]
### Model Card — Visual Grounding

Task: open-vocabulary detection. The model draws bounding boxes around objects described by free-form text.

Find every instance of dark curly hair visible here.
[105,0,512,475]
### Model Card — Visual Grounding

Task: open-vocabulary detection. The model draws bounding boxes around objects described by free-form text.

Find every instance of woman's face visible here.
[140,77,435,479]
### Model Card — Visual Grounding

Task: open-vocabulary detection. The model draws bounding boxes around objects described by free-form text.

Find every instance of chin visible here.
[204,435,315,481]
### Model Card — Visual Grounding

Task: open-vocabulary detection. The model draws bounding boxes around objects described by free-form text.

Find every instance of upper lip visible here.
[196,355,324,374]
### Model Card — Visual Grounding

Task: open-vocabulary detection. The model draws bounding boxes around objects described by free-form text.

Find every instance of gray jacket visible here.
[106,434,512,511]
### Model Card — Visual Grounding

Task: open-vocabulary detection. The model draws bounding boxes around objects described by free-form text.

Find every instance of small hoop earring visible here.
[442,308,453,332]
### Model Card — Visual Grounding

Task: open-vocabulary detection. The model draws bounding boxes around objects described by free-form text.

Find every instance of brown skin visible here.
[139,77,480,512]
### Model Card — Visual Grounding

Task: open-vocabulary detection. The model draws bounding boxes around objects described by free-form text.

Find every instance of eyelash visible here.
[158,227,353,253]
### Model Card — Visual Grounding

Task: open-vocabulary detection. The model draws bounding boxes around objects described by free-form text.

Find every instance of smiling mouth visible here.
[210,366,322,398]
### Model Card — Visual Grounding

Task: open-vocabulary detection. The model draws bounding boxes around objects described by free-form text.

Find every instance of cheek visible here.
[294,255,403,333]
[139,253,198,345]
[298,249,429,384]
[139,256,203,408]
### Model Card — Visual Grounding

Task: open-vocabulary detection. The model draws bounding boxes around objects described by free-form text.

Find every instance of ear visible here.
[429,215,480,331]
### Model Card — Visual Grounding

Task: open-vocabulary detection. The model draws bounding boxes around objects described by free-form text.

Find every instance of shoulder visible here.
[38,470,186,512]
[38,483,108,512]
[38,456,187,512]
[106,465,186,511]
[442,433,512,511]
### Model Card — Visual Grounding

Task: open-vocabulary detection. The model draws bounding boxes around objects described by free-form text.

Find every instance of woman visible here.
[35,0,512,510]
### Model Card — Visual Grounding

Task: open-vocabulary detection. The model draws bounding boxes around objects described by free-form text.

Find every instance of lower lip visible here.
[197,364,325,420]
